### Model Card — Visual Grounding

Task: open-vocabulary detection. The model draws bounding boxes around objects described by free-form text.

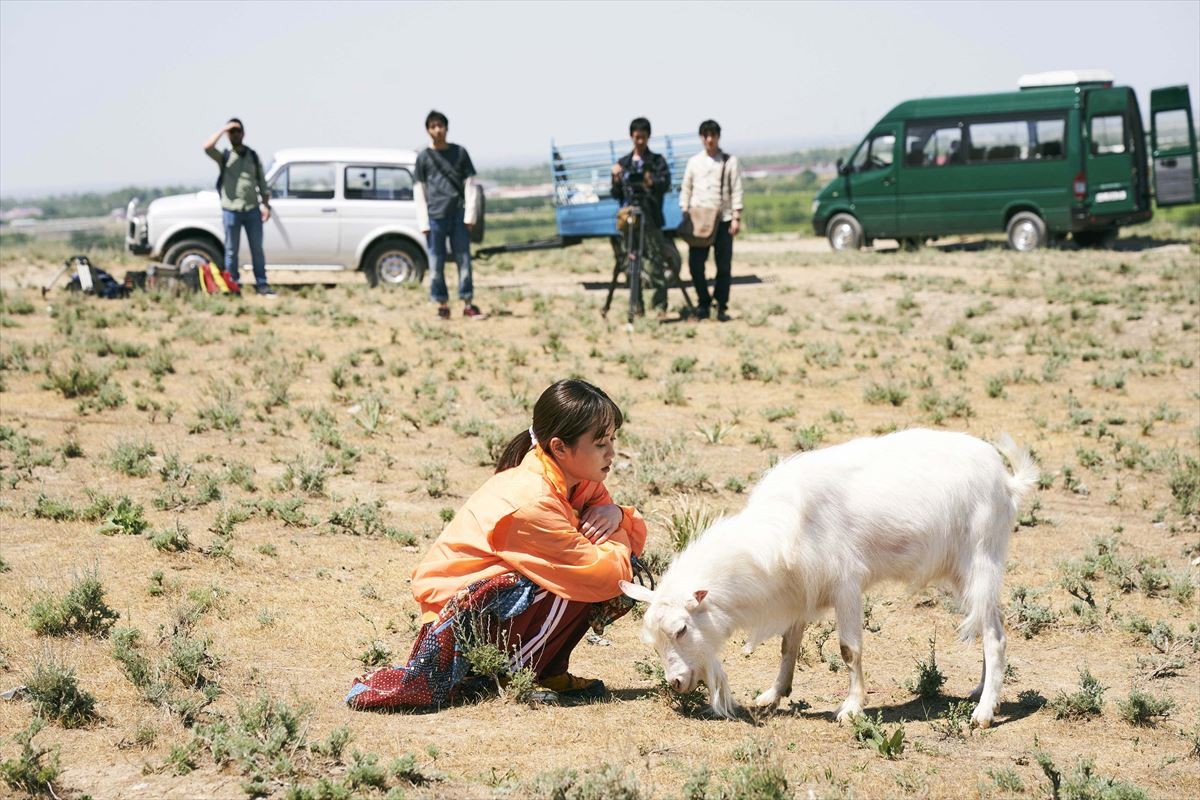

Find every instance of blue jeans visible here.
[222,208,268,289]
[427,210,472,303]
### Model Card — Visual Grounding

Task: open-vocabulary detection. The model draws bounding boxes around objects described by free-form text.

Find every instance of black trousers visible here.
[688,220,733,311]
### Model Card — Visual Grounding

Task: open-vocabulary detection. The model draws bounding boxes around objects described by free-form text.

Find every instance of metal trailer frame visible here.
[475,132,701,258]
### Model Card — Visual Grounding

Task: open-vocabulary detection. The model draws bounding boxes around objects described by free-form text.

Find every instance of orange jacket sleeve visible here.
[570,481,648,557]
[488,497,641,603]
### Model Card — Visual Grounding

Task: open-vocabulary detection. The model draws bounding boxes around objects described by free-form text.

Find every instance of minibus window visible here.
[969,120,1029,162]
[1090,115,1126,155]
[905,124,961,167]
[850,134,895,172]
[1032,119,1066,159]
[1155,109,1191,150]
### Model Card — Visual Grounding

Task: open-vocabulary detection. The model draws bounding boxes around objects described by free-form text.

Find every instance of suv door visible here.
[340,164,417,261]
[262,162,341,265]
[846,126,899,238]
[1150,85,1199,206]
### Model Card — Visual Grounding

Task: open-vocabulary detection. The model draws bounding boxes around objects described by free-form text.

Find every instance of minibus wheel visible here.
[826,214,863,251]
[1006,212,1046,252]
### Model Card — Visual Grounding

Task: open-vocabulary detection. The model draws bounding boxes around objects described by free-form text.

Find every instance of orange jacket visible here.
[411,447,647,621]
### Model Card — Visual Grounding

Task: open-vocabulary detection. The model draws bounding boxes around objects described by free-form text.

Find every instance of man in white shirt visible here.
[679,120,744,321]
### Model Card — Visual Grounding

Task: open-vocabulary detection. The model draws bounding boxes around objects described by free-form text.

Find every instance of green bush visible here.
[29,570,119,637]
[24,654,99,728]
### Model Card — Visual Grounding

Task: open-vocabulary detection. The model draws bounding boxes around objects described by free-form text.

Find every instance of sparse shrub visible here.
[1008,585,1056,638]
[988,767,1024,794]
[24,654,98,728]
[0,719,61,796]
[108,438,156,477]
[863,381,908,407]
[905,637,946,700]
[1168,456,1199,516]
[633,658,708,716]
[851,711,905,759]
[528,762,644,800]
[659,495,717,552]
[417,462,448,498]
[43,357,105,398]
[791,424,825,452]
[1049,667,1105,720]
[29,569,119,637]
[930,700,974,740]
[193,379,243,432]
[1115,687,1175,726]
[327,499,399,538]
[32,494,77,522]
[96,496,149,537]
[151,522,191,553]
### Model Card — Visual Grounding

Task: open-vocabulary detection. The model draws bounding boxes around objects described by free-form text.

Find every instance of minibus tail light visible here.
[1073,172,1087,201]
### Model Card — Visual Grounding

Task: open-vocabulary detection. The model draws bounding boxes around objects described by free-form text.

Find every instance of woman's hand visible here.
[579,504,623,545]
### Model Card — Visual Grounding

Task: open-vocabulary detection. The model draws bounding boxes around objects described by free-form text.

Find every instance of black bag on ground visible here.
[65,255,127,299]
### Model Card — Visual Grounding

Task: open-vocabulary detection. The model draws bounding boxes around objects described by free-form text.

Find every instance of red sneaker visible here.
[463,304,486,320]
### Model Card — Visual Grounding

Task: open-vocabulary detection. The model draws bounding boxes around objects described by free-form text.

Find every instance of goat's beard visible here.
[702,660,735,718]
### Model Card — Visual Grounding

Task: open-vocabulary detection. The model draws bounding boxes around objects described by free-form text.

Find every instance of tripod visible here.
[602,202,693,324]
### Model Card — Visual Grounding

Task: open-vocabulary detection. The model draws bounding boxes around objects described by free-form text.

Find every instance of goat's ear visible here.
[685,589,708,611]
[619,580,656,604]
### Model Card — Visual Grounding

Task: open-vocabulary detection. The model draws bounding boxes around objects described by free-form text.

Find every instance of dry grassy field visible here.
[1,227,1198,800]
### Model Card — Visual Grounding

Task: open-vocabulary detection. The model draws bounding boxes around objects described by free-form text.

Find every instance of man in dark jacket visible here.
[610,117,673,316]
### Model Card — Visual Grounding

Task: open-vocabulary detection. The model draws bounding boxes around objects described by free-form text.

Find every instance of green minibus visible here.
[811,71,1198,251]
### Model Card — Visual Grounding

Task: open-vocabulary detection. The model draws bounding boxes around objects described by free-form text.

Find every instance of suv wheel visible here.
[365,239,426,288]
[163,238,223,273]
[1006,212,1046,252]
[826,213,863,251]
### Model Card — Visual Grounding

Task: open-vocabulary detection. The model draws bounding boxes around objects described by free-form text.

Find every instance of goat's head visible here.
[620,580,721,695]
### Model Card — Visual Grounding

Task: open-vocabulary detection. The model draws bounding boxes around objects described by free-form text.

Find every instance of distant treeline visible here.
[1,185,202,220]
[479,145,851,187]
[1,146,849,220]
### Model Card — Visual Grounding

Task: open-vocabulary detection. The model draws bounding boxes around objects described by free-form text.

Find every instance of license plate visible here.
[1094,189,1127,203]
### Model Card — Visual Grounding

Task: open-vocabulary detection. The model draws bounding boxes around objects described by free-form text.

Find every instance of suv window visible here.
[271,163,336,199]
[345,166,414,200]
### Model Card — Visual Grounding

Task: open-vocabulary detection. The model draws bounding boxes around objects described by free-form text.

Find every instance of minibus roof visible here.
[879,85,1103,124]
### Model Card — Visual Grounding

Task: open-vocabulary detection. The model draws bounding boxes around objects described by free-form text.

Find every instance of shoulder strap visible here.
[426,147,465,194]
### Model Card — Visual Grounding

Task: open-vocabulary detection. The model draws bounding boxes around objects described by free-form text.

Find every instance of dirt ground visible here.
[1,231,1198,799]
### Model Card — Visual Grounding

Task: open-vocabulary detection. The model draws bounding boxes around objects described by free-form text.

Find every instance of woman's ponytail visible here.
[495,429,534,473]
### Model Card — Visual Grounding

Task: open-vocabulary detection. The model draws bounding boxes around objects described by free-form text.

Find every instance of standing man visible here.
[415,110,484,320]
[203,118,274,296]
[680,119,744,321]
[611,117,672,317]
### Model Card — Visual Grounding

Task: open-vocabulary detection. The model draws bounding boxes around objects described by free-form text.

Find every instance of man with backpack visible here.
[415,110,484,320]
[203,118,274,297]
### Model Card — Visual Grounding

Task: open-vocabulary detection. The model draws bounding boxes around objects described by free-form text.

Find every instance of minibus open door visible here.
[1149,86,1199,206]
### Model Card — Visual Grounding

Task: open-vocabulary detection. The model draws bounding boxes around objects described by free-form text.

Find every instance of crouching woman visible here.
[346,379,648,711]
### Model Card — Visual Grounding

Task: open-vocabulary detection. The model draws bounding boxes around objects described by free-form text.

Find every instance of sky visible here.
[1,0,1198,196]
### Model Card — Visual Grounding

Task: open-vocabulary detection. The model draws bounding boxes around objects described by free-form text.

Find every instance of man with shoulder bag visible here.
[415,110,485,320]
[679,119,744,321]
[203,117,274,297]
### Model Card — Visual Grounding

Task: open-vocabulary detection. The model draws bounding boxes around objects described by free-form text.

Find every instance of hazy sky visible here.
[2,0,1197,196]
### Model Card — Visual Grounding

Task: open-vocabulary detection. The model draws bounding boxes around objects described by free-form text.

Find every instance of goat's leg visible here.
[754,620,806,710]
[970,607,1006,728]
[835,592,866,723]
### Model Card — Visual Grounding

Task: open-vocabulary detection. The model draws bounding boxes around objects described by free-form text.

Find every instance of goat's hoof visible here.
[754,689,781,710]
[970,708,994,729]
[835,703,862,724]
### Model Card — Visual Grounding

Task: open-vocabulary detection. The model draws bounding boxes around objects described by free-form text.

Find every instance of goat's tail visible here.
[957,555,1004,642]
[993,432,1038,506]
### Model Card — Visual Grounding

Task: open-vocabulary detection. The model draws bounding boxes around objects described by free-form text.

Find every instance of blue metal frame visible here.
[551,133,701,237]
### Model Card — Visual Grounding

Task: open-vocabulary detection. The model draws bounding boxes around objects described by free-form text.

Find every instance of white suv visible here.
[126,147,435,288]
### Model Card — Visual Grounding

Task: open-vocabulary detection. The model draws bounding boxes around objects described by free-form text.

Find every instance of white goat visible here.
[621,428,1037,727]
